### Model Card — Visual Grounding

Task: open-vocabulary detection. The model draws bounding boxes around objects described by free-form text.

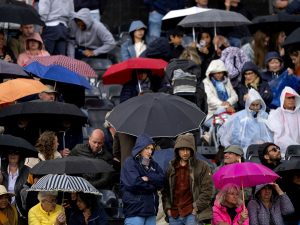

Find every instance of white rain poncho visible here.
[267,86,300,156]
[218,88,273,155]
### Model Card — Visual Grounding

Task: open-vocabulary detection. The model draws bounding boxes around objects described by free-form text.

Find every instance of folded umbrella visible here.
[0,78,47,105]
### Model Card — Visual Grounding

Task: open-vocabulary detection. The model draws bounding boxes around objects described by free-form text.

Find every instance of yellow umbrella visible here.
[0,78,47,105]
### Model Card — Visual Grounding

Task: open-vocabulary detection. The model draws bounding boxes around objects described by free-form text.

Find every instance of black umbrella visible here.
[274,160,300,173]
[282,27,300,50]
[249,14,300,34]
[0,60,29,79]
[0,134,37,156]
[0,0,44,26]
[30,156,114,175]
[0,101,87,127]
[107,92,206,137]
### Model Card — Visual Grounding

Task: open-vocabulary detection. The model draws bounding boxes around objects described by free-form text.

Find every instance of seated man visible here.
[258,142,282,170]
[218,88,273,155]
[67,8,115,59]
[267,86,300,157]
[38,85,58,102]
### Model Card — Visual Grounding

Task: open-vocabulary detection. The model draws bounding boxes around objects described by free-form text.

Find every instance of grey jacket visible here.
[247,194,295,225]
[67,8,115,57]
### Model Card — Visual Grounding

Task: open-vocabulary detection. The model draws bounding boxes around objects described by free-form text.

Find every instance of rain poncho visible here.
[218,88,273,154]
[267,86,300,156]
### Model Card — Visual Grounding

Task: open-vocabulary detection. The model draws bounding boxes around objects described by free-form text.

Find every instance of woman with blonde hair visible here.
[212,183,249,225]
[35,131,62,160]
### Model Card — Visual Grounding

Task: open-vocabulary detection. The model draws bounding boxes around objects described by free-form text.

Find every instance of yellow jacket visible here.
[28,203,63,225]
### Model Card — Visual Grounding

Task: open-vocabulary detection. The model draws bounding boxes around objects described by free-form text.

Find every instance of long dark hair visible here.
[77,192,98,212]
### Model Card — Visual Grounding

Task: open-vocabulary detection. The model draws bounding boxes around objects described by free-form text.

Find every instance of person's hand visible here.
[226,106,235,113]
[141,176,149,182]
[287,68,294,75]
[192,208,197,215]
[4,55,12,62]
[221,101,230,107]
[55,212,66,225]
[83,49,95,57]
[190,41,197,48]
[270,183,284,195]
[243,94,249,101]
[61,148,70,157]
[225,0,231,10]
[83,209,91,224]
[238,207,248,224]
[167,209,172,217]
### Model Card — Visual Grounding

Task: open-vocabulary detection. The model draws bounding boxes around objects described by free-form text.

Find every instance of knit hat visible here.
[241,61,260,76]
[258,142,280,163]
[174,133,195,152]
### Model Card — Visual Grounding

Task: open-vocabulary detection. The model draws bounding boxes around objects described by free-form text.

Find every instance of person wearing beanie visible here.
[267,86,300,156]
[258,142,282,170]
[236,61,273,110]
[120,134,164,225]
[162,133,213,225]
[121,20,147,61]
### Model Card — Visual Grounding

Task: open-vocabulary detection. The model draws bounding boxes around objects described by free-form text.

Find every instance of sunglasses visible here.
[267,146,280,153]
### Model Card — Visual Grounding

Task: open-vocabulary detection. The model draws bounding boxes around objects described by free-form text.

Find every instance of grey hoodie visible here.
[67,8,116,57]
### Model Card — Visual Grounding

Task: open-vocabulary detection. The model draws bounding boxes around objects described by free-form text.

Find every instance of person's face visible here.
[41,195,57,212]
[20,24,35,37]
[268,59,281,72]
[8,153,20,164]
[76,195,87,211]
[224,152,241,164]
[88,132,104,153]
[200,32,211,46]
[259,186,272,201]
[140,144,154,159]
[137,72,148,81]
[178,148,191,161]
[277,31,286,45]
[244,70,258,83]
[195,0,208,7]
[292,174,300,185]
[76,19,86,30]
[28,40,40,50]
[290,54,299,65]
[264,145,281,162]
[212,72,224,81]
[275,0,289,10]
[283,96,296,110]
[225,189,240,207]
[39,92,56,101]
[134,28,145,41]
[249,100,262,113]
[170,35,183,46]
[0,195,9,209]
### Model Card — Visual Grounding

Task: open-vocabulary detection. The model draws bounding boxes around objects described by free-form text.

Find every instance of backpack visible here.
[172,69,197,94]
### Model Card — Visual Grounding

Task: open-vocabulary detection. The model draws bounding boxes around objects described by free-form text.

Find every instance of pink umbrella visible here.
[213,162,280,190]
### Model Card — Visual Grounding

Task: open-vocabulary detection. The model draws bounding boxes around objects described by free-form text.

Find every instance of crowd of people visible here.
[1,0,300,225]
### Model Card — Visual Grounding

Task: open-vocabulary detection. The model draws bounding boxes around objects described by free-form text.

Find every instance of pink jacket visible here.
[212,200,249,225]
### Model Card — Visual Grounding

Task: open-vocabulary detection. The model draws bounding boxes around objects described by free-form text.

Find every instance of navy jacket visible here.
[120,134,165,217]
[69,204,108,225]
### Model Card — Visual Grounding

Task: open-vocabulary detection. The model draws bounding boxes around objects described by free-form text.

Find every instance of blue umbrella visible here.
[152,148,213,171]
[24,61,91,89]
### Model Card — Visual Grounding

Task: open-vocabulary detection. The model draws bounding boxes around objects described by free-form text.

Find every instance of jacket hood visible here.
[25,32,44,50]
[245,88,266,113]
[205,59,228,77]
[73,8,93,29]
[264,51,283,66]
[255,183,273,195]
[174,133,195,158]
[280,86,300,111]
[131,134,155,157]
[129,20,147,33]
[241,61,260,77]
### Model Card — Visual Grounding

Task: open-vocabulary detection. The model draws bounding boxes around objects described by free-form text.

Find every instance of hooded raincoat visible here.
[203,59,238,121]
[120,134,164,218]
[67,8,115,58]
[218,88,273,154]
[267,86,300,156]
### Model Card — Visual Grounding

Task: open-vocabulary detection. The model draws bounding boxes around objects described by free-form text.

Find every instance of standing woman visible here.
[247,183,294,225]
[212,183,249,225]
[120,134,164,225]
[121,20,147,61]
[0,185,18,225]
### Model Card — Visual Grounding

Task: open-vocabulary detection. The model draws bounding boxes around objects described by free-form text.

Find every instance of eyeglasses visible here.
[267,146,280,154]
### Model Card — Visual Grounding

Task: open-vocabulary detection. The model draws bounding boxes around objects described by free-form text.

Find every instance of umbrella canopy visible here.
[0,60,29,79]
[178,9,251,35]
[283,27,300,50]
[30,156,114,175]
[28,174,101,195]
[107,92,206,137]
[0,0,44,25]
[213,162,280,190]
[102,58,168,85]
[274,160,300,173]
[24,55,96,89]
[0,78,48,105]
[0,101,87,127]
[0,134,37,156]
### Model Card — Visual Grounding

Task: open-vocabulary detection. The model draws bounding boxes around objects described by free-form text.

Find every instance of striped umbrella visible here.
[28,174,100,195]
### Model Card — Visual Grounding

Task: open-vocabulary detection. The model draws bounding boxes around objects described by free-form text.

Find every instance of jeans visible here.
[169,214,203,225]
[147,10,164,44]
[125,216,156,225]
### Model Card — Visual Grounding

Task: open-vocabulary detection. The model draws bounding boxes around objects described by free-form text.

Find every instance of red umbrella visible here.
[25,55,97,78]
[102,58,168,85]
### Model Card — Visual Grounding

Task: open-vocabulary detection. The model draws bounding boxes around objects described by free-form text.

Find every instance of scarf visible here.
[245,76,260,90]
[211,77,229,101]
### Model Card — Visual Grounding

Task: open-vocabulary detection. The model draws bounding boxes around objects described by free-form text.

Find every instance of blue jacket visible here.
[120,134,165,217]
[121,39,137,61]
